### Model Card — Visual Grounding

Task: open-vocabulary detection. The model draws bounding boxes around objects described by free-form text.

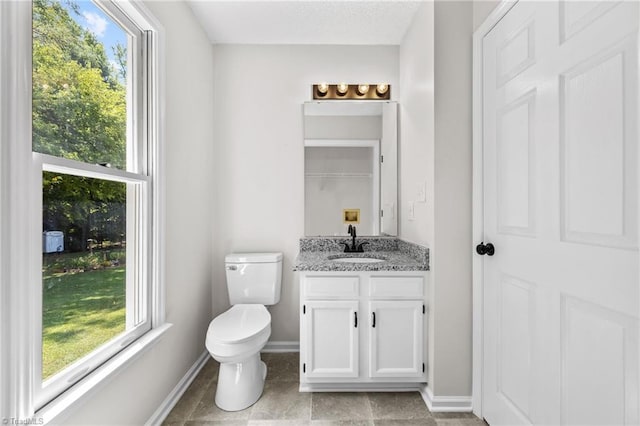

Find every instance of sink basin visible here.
[329,256,386,263]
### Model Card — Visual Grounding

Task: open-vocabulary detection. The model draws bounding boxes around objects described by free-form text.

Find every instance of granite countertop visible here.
[294,237,429,272]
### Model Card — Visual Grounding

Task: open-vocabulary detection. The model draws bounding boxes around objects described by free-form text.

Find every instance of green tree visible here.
[112,42,127,82]
[34,0,127,251]
[33,0,126,167]
[43,172,126,252]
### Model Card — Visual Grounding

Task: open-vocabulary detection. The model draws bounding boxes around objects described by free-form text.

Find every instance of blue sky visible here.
[62,0,127,67]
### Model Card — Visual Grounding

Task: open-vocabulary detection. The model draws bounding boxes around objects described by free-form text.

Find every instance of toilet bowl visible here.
[205,304,271,411]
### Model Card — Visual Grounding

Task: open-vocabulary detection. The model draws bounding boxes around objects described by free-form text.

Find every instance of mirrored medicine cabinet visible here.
[303,101,398,236]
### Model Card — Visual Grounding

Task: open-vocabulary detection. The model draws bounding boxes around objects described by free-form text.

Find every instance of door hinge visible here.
[381,209,384,217]
[303,305,306,314]
[381,155,384,163]
[303,363,306,373]
[422,304,425,314]
[422,363,425,373]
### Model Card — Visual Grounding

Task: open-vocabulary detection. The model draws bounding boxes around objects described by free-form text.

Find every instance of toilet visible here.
[205,252,283,411]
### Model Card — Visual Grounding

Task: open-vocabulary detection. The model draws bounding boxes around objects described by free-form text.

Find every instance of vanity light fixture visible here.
[312,83,391,100]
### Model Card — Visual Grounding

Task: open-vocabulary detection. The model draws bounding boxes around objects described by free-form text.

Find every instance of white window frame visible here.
[0,0,168,421]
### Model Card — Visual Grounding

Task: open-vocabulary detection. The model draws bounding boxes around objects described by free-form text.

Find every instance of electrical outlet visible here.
[408,202,415,221]
[417,181,426,203]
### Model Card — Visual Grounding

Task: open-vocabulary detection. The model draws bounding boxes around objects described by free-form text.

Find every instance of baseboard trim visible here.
[145,350,210,426]
[419,385,473,413]
[300,383,424,393]
[262,340,299,352]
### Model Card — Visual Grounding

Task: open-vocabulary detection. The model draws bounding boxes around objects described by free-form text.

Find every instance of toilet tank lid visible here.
[225,252,283,263]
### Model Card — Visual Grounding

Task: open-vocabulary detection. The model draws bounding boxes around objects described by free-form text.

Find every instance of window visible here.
[30,0,162,410]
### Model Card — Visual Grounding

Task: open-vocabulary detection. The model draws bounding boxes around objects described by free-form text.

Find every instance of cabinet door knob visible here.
[372,311,376,328]
[354,312,358,328]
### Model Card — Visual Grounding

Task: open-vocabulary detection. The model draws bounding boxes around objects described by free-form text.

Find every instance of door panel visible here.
[497,275,535,423]
[496,20,536,88]
[496,90,536,236]
[304,300,359,379]
[559,1,622,43]
[559,36,638,249]
[369,300,423,378]
[561,296,638,424]
[482,1,639,424]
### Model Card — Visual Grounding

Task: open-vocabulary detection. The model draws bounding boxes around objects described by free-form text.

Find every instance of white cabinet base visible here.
[300,271,429,389]
[299,382,425,393]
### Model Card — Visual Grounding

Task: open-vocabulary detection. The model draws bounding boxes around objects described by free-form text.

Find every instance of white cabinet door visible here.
[368,300,423,378]
[482,1,639,424]
[303,300,359,379]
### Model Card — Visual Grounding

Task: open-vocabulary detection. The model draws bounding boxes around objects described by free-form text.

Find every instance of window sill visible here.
[37,323,173,424]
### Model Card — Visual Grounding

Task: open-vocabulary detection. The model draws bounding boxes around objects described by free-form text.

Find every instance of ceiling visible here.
[186,1,424,45]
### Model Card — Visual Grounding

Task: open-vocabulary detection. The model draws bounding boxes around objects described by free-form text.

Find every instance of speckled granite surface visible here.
[294,237,429,272]
[299,236,398,252]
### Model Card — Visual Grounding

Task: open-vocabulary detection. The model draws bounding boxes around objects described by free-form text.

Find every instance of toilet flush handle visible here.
[226,265,238,271]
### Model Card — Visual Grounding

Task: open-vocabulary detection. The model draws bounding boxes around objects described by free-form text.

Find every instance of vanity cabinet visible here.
[299,271,428,391]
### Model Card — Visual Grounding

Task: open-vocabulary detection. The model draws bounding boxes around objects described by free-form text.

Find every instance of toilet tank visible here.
[225,252,283,305]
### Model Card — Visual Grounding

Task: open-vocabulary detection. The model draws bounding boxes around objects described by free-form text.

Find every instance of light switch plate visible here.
[417,181,426,203]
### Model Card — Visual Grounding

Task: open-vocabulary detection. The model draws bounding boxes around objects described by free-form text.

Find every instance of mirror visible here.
[303,101,398,236]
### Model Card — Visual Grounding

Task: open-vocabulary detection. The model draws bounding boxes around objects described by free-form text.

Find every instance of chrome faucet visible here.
[343,225,369,253]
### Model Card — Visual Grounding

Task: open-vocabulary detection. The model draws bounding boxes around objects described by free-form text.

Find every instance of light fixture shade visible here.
[336,83,349,95]
[357,84,370,95]
[317,83,329,94]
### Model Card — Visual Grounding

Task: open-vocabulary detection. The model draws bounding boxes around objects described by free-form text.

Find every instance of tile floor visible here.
[163,353,485,426]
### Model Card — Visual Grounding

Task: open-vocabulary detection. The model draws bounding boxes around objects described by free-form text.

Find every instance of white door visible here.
[303,300,359,379]
[368,300,424,378]
[481,1,639,425]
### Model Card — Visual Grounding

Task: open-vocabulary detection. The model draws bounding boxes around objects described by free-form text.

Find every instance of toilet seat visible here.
[207,304,270,344]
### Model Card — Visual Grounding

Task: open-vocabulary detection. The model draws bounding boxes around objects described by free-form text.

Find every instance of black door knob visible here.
[476,242,495,256]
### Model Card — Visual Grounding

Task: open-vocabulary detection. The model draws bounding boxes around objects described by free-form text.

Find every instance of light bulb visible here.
[317,83,329,95]
[357,84,370,95]
[336,83,349,95]
[376,83,389,95]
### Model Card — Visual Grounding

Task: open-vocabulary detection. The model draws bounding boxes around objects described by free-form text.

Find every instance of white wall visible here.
[211,45,398,340]
[433,0,474,397]
[398,1,436,387]
[62,2,215,423]
[399,0,475,399]
[398,3,435,248]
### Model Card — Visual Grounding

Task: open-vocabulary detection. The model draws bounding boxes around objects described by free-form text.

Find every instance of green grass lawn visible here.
[43,266,125,379]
